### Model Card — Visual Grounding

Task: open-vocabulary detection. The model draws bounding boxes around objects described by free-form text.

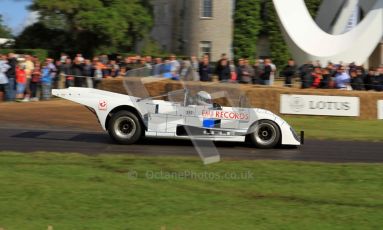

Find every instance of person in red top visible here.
[16,65,27,101]
[30,63,41,101]
[311,67,322,88]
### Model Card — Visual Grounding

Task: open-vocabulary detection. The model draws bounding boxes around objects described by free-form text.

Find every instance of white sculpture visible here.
[273,0,383,65]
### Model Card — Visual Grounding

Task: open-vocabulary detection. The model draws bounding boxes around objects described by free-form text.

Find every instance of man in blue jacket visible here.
[40,60,53,100]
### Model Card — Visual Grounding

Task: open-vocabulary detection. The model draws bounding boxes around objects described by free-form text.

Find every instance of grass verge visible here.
[0,152,382,229]
[283,116,383,141]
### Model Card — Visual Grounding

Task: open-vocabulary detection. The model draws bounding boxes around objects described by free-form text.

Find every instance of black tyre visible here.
[108,111,142,145]
[248,120,281,149]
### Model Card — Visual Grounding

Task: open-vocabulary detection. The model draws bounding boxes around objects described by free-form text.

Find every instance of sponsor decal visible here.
[185,110,194,116]
[203,118,221,128]
[98,99,108,111]
[202,110,250,121]
[280,94,360,117]
[289,96,305,112]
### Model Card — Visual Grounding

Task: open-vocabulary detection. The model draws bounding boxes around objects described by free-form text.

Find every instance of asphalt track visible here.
[1,127,383,163]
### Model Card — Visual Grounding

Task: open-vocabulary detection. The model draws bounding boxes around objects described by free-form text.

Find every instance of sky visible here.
[0,0,37,35]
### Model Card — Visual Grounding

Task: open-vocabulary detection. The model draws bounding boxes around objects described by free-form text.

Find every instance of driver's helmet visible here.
[196,91,212,106]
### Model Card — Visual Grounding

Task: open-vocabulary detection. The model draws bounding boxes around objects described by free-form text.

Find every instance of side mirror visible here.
[213,103,222,110]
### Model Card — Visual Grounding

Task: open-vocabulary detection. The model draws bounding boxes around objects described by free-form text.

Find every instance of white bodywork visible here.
[52,87,301,146]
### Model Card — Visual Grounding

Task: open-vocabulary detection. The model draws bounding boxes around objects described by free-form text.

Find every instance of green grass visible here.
[283,116,383,141]
[0,152,382,229]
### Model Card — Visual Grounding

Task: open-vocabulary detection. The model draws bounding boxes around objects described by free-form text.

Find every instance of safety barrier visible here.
[99,77,383,120]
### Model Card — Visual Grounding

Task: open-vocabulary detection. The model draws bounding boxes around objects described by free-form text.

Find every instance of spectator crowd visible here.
[0,52,382,102]
[280,60,383,91]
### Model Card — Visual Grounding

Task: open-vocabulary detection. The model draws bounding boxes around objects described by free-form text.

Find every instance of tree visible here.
[15,22,74,54]
[22,0,153,56]
[0,15,12,38]
[305,0,323,18]
[233,0,262,60]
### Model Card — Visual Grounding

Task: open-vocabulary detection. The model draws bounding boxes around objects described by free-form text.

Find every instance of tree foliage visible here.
[0,15,12,39]
[233,0,262,59]
[15,22,74,54]
[305,0,323,18]
[16,0,153,56]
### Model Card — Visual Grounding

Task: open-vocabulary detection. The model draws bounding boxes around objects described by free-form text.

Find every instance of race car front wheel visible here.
[108,111,142,145]
[249,120,281,149]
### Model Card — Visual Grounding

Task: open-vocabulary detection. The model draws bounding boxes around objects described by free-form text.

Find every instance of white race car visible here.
[52,87,303,149]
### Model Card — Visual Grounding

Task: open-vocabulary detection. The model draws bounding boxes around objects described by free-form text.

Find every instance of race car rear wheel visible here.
[249,120,280,149]
[108,111,142,145]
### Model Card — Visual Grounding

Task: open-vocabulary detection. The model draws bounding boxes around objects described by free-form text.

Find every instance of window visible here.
[201,0,213,18]
[200,41,212,57]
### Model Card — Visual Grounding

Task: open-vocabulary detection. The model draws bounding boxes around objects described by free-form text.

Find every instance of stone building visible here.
[150,0,234,61]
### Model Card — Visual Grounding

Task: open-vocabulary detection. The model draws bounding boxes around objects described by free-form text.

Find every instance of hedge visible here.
[0,49,49,61]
